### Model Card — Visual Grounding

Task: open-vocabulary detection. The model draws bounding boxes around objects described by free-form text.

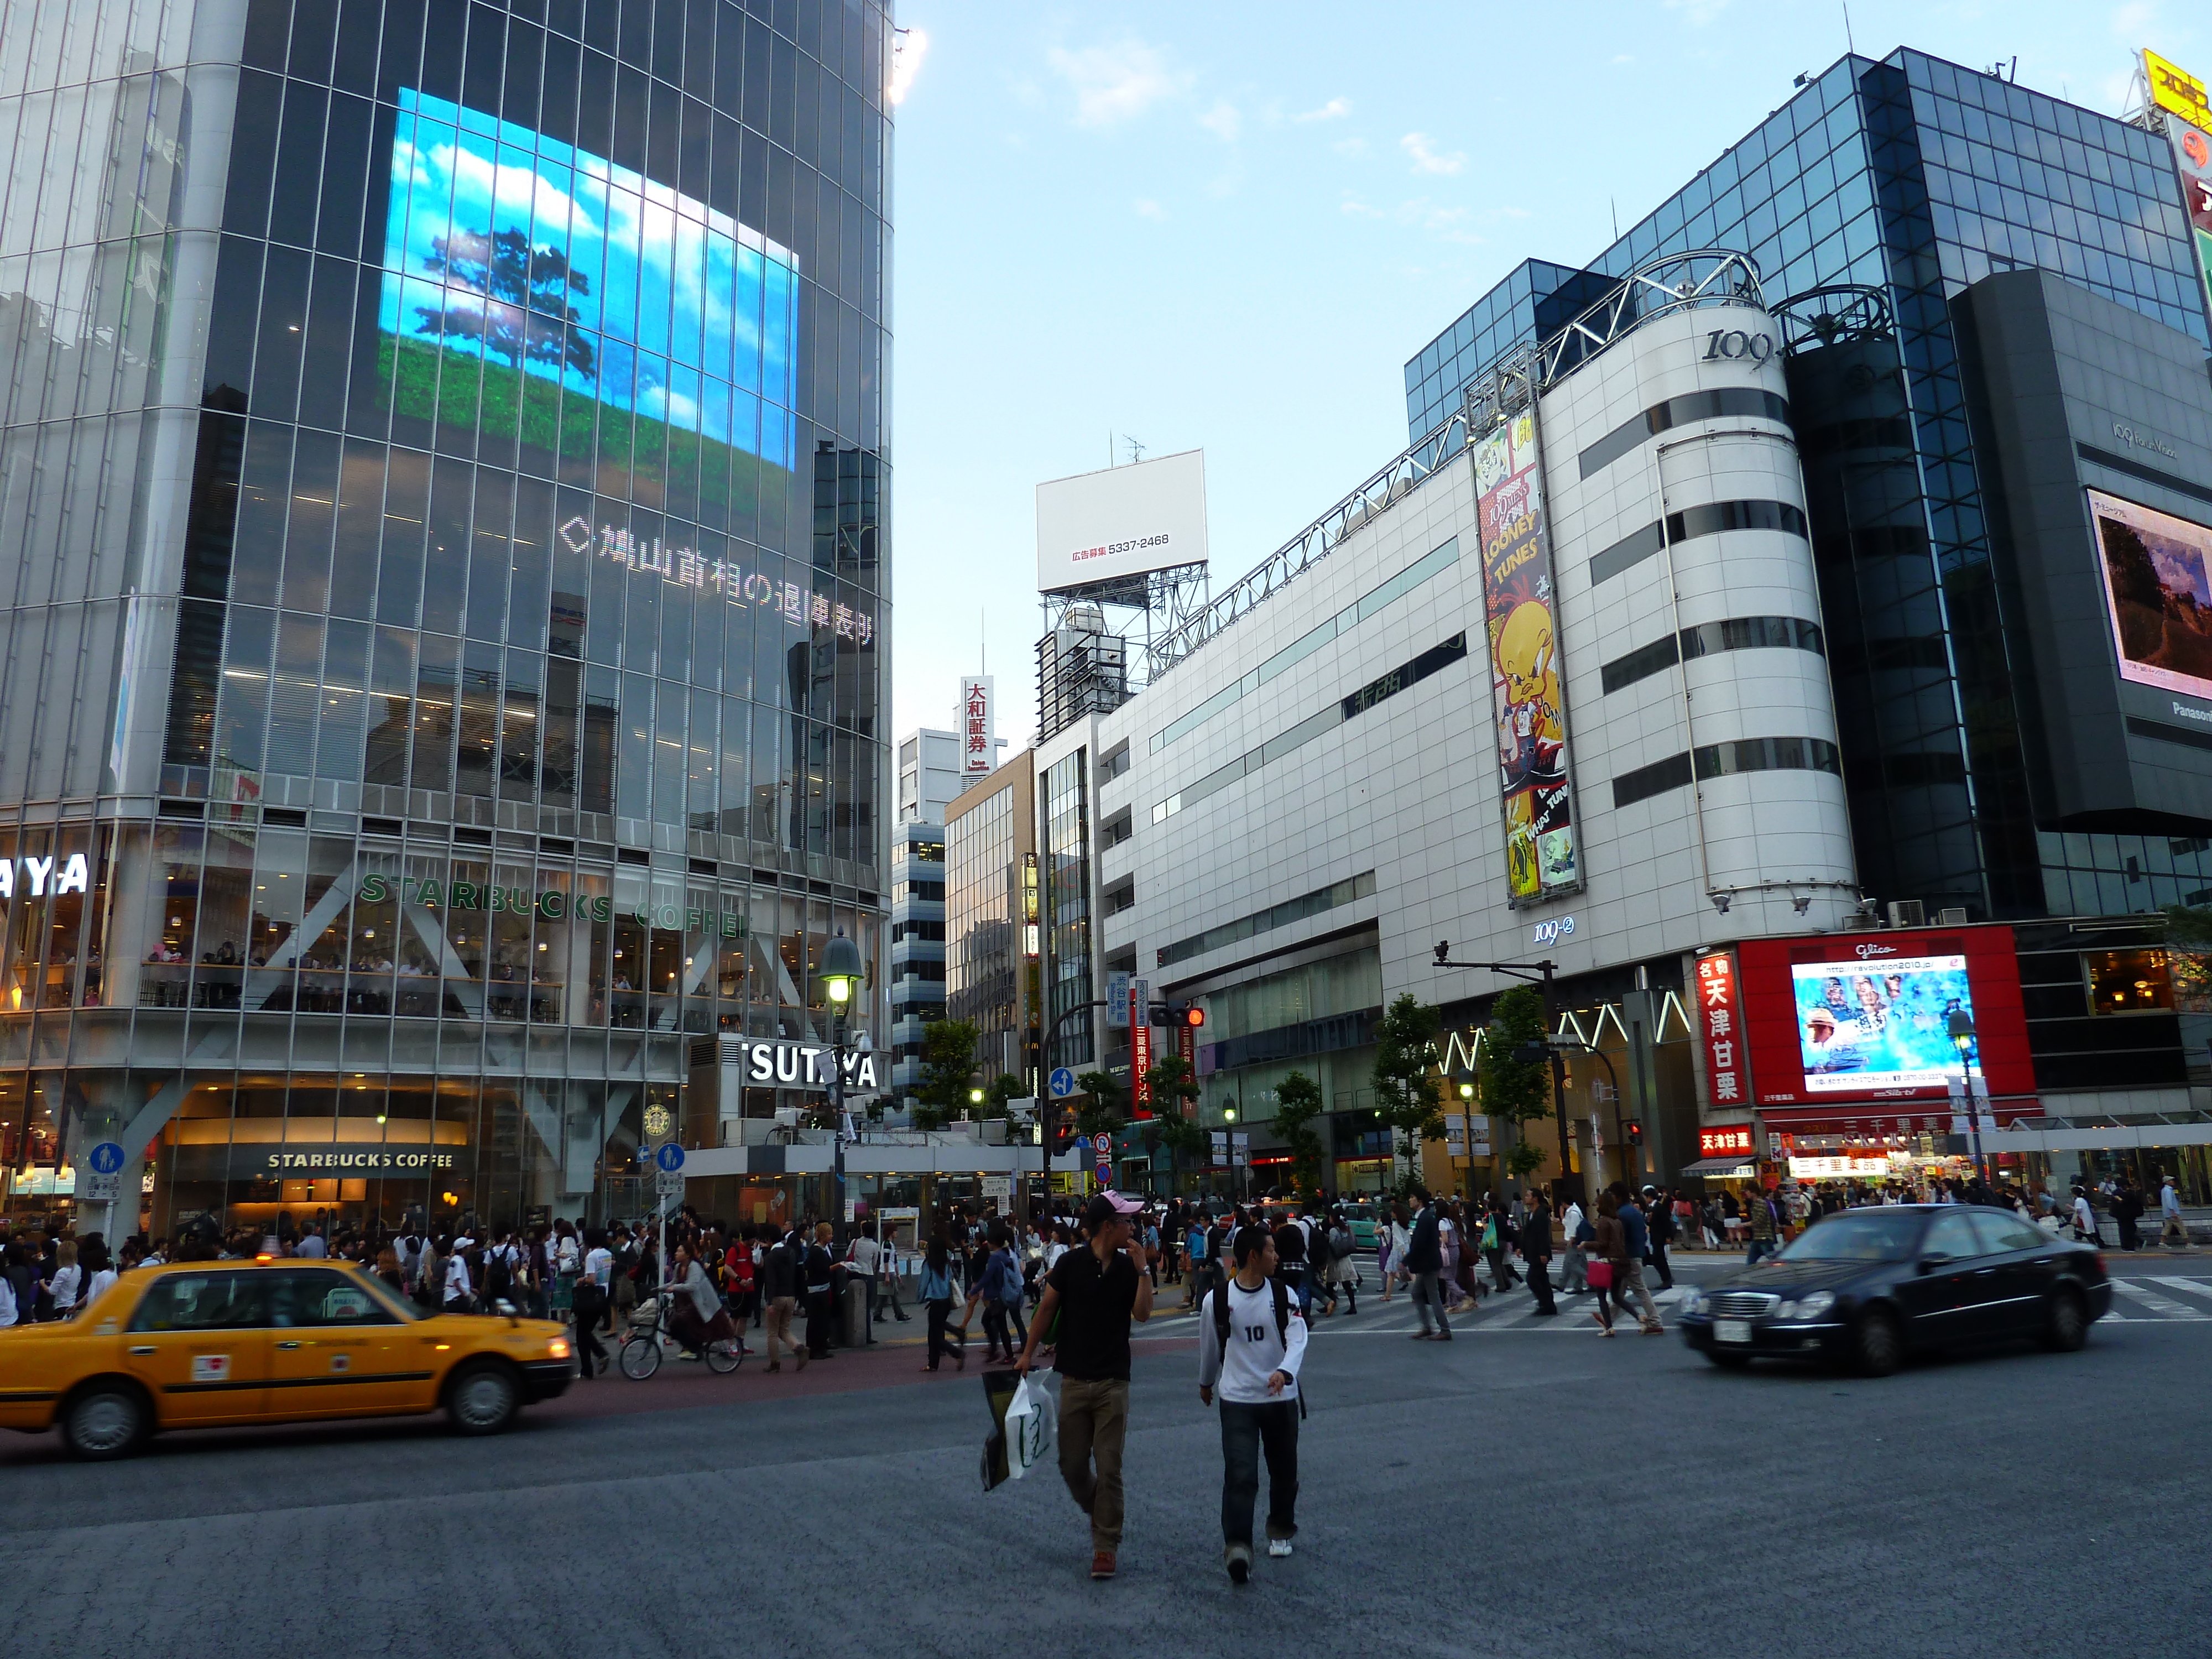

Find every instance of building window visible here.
[2084,948,2172,1015]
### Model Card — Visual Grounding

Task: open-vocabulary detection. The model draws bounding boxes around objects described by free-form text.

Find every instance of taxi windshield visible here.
[1776,1210,1925,1262]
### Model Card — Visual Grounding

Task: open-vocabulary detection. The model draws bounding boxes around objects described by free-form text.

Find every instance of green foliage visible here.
[911,1019,980,1131]
[1073,1070,1125,1140]
[1140,1055,1207,1168]
[1504,1140,1549,1180]
[975,1072,1029,1121]
[1274,1070,1327,1199]
[2163,903,2212,951]
[1478,984,1552,1127]
[1371,994,1444,1171]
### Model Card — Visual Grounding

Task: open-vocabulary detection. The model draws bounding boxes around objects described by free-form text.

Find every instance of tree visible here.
[1143,1055,1207,1177]
[911,1018,979,1131]
[1479,983,1553,1185]
[1371,992,1443,1192]
[977,1072,1029,1121]
[1273,1070,1326,1201]
[414,227,598,380]
[1072,1069,1125,1141]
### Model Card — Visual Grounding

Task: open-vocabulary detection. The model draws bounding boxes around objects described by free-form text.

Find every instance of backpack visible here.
[1211,1276,1307,1418]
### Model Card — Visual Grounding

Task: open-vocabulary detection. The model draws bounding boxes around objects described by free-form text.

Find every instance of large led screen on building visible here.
[1475,411,1580,905]
[1734,928,2035,1109]
[379,88,798,477]
[2090,488,2212,701]
[1790,950,1973,1094]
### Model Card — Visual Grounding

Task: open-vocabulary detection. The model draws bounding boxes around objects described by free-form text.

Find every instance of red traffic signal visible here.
[1625,1119,1644,1146]
[1174,1004,1205,1029]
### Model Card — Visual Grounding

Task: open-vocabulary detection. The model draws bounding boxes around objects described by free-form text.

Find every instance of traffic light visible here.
[1172,1004,1204,1029]
[1625,1118,1644,1147]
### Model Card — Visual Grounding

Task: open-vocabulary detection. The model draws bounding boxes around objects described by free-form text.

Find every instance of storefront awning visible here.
[1678,1156,1759,1177]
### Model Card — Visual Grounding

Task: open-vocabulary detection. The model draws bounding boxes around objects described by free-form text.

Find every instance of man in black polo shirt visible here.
[1015,1190,1154,1580]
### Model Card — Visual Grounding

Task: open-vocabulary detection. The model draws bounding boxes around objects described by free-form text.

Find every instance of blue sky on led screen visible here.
[380,87,799,468]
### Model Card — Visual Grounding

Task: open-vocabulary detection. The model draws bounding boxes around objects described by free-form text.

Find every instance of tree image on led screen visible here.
[379,88,800,508]
[411,227,597,383]
[2092,491,2212,697]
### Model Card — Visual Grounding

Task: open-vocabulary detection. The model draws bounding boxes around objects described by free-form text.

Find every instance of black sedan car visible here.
[1676,1204,2110,1375]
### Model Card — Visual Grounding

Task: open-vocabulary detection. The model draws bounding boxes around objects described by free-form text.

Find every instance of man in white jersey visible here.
[1197,1225,1309,1584]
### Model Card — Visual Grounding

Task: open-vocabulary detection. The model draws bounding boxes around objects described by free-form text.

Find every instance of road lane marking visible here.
[2109,1280,2205,1319]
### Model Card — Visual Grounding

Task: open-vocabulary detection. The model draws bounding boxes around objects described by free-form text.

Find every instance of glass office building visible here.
[0,0,891,1239]
[1406,46,2212,922]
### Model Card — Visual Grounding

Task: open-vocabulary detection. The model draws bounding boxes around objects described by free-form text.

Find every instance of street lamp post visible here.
[820,929,865,1239]
[1434,946,1575,1204]
[1947,1009,1986,1187]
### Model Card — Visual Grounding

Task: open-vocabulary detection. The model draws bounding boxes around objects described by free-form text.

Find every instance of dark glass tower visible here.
[0,0,891,1238]
[1405,46,2212,922]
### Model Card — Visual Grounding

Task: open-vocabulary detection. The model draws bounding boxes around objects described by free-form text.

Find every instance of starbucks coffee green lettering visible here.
[351,880,707,932]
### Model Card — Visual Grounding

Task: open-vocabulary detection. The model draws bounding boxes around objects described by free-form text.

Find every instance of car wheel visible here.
[2042,1287,2088,1353]
[1853,1309,1902,1378]
[61,1381,149,1460]
[1704,1349,1751,1369]
[445,1361,521,1436]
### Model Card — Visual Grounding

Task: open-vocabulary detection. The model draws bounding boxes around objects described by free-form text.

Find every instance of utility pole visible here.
[1432,944,1577,1205]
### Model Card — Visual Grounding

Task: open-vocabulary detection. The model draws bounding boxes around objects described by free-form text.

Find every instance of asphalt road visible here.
[4,1258,2210,1659]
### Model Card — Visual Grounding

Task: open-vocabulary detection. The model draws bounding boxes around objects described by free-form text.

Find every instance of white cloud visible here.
[1045,39,1187,127]
[1296,96,1352,122]
[1400,132,1465,176]
[1133,197,1165,220]
[1199,98,1241,142]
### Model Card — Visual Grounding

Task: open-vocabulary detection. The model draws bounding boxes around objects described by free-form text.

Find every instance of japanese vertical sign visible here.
[1129,976,1153,1117]
[1175,1009,1197,1119]
[2146,50,2212,322]
[1474,411,1580,906]
[1695,951,1751,1111]
[959,675,995,778]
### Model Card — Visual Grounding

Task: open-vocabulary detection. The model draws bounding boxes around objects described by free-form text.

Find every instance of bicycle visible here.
[618,1288,746,1379]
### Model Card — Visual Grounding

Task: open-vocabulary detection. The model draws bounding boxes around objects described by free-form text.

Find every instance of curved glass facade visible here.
[0,0,891,1239]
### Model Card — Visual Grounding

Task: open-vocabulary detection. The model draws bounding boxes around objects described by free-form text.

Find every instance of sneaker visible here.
[1225,1545,1250,1584]
[1091,1550,1117,1580]
[1267,1538,1293,1559]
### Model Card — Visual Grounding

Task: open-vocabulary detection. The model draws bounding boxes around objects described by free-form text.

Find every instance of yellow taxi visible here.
[0,1258,575,1458]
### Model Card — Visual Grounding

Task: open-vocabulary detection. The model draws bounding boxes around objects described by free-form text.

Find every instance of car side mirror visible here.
[1917,1255,1949,1276]
[495,1298,519,1322]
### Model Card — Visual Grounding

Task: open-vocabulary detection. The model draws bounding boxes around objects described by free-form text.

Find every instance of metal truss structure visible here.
[1146,249,1774,685]
[1770,283,1895,353]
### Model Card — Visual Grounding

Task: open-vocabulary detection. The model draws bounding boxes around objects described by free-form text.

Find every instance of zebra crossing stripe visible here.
[2109,1280,2205,1319]
[2146,1275,2212,1307]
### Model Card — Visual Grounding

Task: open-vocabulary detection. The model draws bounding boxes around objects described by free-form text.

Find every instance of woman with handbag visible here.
[1587,1192,1627,1336]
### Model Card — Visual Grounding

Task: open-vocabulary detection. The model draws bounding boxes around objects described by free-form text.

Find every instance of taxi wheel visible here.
[445,1361,521,1436]
[61,1381,150,1460]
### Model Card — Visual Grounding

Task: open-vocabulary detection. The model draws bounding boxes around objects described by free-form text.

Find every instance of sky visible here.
[886,1,2204,752]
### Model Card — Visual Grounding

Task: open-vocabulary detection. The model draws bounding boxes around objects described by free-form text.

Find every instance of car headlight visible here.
[1796,1291,1835,1318]
[1776,1300,1798,1319]
[1681,1289,1707,1314]
[548,1338,572,1360]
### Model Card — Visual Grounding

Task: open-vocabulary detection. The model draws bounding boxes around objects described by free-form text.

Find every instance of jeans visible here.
[1746,1237,1777,1266]
[1057,1376,1130,1553]
[925,1297,961,1368]
[856,1274,877,1337]
[1527,1257,1556,1312]
[1411,1269,1452,1334]
[1219,1399,1299,1550]
[982,1300,1026,1358]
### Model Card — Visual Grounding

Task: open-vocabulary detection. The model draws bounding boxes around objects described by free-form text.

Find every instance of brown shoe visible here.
[1090,1550,1116,1580]
[766,1361,781,1373]
[795,1345,810,1371]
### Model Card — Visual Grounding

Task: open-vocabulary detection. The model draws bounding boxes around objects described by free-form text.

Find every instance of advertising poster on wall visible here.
[2088,489,2212,700]
[1473,411,1580,906]
[2143,49,2212,319]
[1790,951,1974,1095]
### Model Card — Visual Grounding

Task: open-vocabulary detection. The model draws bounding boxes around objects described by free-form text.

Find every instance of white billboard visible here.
[958,675,995,777]
[1036,448,1208,593]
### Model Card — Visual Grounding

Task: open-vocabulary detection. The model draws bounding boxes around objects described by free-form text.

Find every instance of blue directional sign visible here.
[653,1142,686,1173]
[88,1141,126,1175]
[1048,1067,1077,1099]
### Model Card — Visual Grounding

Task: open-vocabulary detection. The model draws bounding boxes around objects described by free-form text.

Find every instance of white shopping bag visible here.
[1001,1371,1057,1481]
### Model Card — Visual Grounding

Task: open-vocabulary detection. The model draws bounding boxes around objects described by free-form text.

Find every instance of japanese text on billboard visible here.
[1696,952,1749,1108]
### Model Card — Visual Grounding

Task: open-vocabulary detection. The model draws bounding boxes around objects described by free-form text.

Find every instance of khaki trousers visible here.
[1056,1376,1130,1553]
[765,1295,798,1364]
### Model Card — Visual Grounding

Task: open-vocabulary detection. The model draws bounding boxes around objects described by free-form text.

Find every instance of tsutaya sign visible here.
[0,854,90,901]
[724,1037,878,1093]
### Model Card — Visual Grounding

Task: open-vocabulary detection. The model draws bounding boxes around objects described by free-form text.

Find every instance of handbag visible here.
[1585,1259,1615,1290]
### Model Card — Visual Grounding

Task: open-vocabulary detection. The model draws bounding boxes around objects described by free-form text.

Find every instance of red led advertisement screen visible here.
[1736,926,2033,1107]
